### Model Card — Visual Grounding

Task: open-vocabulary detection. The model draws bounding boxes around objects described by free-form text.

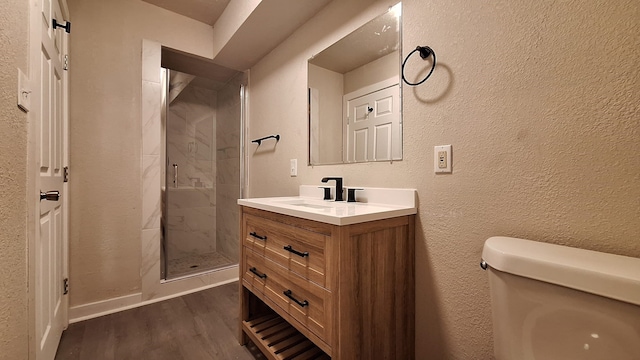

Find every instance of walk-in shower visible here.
[160,57,245,280]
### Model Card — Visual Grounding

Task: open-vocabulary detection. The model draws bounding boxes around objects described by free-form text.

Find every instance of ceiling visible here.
[141,0,230,26]
[141,0,332,72]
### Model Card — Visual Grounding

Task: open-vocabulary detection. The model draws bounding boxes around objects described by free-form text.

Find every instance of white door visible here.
[29,0,69,358]
[345,84,400,162]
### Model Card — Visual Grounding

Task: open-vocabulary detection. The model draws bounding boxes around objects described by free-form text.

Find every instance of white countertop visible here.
[237,186,417,226]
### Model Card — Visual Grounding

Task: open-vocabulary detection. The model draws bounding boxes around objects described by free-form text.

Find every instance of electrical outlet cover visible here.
[434,145,452,173]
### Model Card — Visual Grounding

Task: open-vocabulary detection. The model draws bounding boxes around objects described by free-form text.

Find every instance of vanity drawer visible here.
[244,213,329,288]
[242,248,331,344]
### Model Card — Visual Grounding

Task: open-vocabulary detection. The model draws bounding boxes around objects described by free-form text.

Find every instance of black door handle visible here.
[40,190,60,201]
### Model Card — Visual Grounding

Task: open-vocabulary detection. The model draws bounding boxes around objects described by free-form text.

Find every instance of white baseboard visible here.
[69,292,142,323]
[69,273,239,324]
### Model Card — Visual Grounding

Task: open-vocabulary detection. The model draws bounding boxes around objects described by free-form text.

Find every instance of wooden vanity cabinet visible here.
[239,206,415,359]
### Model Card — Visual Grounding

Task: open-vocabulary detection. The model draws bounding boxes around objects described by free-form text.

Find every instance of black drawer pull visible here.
[249,267,267,279]
[283,245,309,258]
[249,232,267,241]
[283,290,309,307]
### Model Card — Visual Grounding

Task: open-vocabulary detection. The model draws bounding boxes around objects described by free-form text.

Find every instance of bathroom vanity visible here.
[238,187,416,359]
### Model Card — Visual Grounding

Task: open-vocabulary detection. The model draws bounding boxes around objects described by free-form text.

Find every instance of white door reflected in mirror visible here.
[344,81,400,162]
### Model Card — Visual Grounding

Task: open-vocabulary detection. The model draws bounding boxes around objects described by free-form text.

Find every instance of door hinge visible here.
[63,55,69,71]
[63,278,69,295]
[63,166,69,182]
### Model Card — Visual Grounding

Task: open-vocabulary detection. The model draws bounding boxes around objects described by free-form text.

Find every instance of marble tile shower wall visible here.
[141,40,163,298]
[166,83,217,261]
[215,73,243,263]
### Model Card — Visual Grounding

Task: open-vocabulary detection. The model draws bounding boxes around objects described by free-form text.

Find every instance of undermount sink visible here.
[237,185,416,225]
[276,199,335,209]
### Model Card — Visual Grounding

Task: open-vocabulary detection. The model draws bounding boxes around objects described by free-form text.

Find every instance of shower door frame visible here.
[139,39,243,303]
[160,67,247,281]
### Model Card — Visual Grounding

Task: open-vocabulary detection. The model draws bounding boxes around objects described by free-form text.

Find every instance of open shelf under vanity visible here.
[243,312,330,360]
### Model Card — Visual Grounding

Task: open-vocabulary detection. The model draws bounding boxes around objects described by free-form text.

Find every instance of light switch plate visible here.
[434,145,452,173]
[290,159,297,177]
[17,68,31,112]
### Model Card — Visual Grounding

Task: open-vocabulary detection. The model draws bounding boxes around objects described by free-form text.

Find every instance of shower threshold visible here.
[165,251,236,280]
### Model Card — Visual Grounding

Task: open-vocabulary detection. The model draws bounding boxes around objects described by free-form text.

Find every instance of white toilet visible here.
[482,236,640,360]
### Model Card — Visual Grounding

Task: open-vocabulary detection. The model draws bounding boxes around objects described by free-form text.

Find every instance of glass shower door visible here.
[161,68,244,280]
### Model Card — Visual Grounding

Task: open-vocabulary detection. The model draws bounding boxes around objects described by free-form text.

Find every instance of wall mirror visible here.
[308,3,402,165]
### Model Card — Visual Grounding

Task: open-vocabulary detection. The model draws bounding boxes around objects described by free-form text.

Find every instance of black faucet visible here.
[321,177,344,201]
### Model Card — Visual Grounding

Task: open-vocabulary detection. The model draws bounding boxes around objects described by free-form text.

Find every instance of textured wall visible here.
[66,0,214,306]
[0,0,28,358]
[248,0,640,358]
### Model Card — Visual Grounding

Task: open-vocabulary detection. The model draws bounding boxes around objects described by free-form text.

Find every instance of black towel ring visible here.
[402,46,436,86]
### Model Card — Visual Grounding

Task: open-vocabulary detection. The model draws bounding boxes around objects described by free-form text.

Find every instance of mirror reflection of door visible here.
[345,83,400,162]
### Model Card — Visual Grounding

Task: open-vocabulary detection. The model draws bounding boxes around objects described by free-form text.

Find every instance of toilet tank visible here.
[482,236,640,360]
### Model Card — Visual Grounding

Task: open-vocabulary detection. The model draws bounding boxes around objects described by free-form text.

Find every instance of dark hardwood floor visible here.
[55,282,265,360]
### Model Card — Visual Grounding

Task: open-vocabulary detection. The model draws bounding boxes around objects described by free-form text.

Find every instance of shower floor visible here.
[166,251,235,279]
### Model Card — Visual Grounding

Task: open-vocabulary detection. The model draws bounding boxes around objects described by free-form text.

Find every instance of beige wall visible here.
[0,0,29,358]
[308,64,343,164]
[248,0,640,358]
[211,0,261,59]
[66,0,213,306]
[344,50,398,94]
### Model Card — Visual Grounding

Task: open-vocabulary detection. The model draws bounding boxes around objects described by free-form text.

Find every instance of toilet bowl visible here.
[482,236,640,360]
